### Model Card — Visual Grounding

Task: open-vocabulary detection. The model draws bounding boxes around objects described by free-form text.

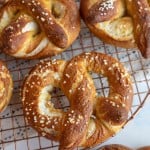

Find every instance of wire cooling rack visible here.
[1,2,150,150]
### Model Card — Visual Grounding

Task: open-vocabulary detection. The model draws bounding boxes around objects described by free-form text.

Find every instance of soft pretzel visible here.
[22,52,133,149]
[0,60,13,113]
[99,144,132,150]
[0,0,80,59]
[80,0,150,58]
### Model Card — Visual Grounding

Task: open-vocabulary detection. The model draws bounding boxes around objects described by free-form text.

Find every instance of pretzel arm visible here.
[81,0,125,24]
[126,0,150,58]
[14,0,68,48]
[1,13,36,54]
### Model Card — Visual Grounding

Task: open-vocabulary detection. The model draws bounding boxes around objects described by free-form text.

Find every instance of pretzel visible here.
[80,0,150,58]
[99,144,132,150]
[22,52,133,149]
[0,0,80,59]
[0,60,13,113]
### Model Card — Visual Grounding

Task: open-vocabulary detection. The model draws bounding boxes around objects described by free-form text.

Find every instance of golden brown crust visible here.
[80,0,150,58]
[22,52,133,149]
[0,0,80,59]
[60,52,133,149]
[0,60,13,113]
[15,0,68,49]
[126,0,150,58]
[99,144,132,150]
[22,59,67,141]
[85,0,124,23]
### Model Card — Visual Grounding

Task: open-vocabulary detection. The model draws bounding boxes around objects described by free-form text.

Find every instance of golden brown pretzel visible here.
[99,144,132,150]
[0,60,13,112]
[80,0,150,58]
[22,52,133,149]
[0,0,80,59]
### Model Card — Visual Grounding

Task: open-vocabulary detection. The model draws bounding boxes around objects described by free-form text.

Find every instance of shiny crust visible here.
[126,0,150,58]
[0,0,80,59]
[0,61,13,113]
[80,0,150,58]
[60,52,133,149]
[22,59,67,141]
[22,52,133,149]
[99,144,132,150]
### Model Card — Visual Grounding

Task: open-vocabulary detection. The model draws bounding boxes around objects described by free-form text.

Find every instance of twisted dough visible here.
[0,61,13,113]
[80,0,150,58]
[0,0,80,59]
[22,52,133,149]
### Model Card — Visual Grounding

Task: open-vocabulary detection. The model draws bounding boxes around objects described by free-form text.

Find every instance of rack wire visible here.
[1,2,150,150]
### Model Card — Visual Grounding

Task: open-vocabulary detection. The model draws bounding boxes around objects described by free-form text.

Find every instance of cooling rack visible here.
[1,3,150,150]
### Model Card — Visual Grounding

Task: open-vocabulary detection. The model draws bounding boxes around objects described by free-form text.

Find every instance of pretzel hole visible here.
[88,73,109,121]
[51,87,70,110]
[39,85,70,115]
[21,21,40,37]
[91,72,109,97]
[52,2,65,18]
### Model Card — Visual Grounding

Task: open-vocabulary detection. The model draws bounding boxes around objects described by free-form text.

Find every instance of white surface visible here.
[101,95,150,149]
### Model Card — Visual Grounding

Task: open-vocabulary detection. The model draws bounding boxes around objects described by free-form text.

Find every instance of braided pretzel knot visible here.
[0,0,80,59]
[0,61,13,112]
[22,52,133,149]
[80,0,150,58]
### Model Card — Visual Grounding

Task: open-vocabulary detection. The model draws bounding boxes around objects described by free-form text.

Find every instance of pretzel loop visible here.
[0,61,13,113]
[22,52,133,149]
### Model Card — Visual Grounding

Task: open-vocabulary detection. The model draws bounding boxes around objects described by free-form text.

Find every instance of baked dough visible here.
[22,52,133,149]
[80,0,150,58]
[0,0,80,59]
[0,60,13,113]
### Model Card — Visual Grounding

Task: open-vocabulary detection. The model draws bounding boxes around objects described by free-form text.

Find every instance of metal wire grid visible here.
[0,11,150,150]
